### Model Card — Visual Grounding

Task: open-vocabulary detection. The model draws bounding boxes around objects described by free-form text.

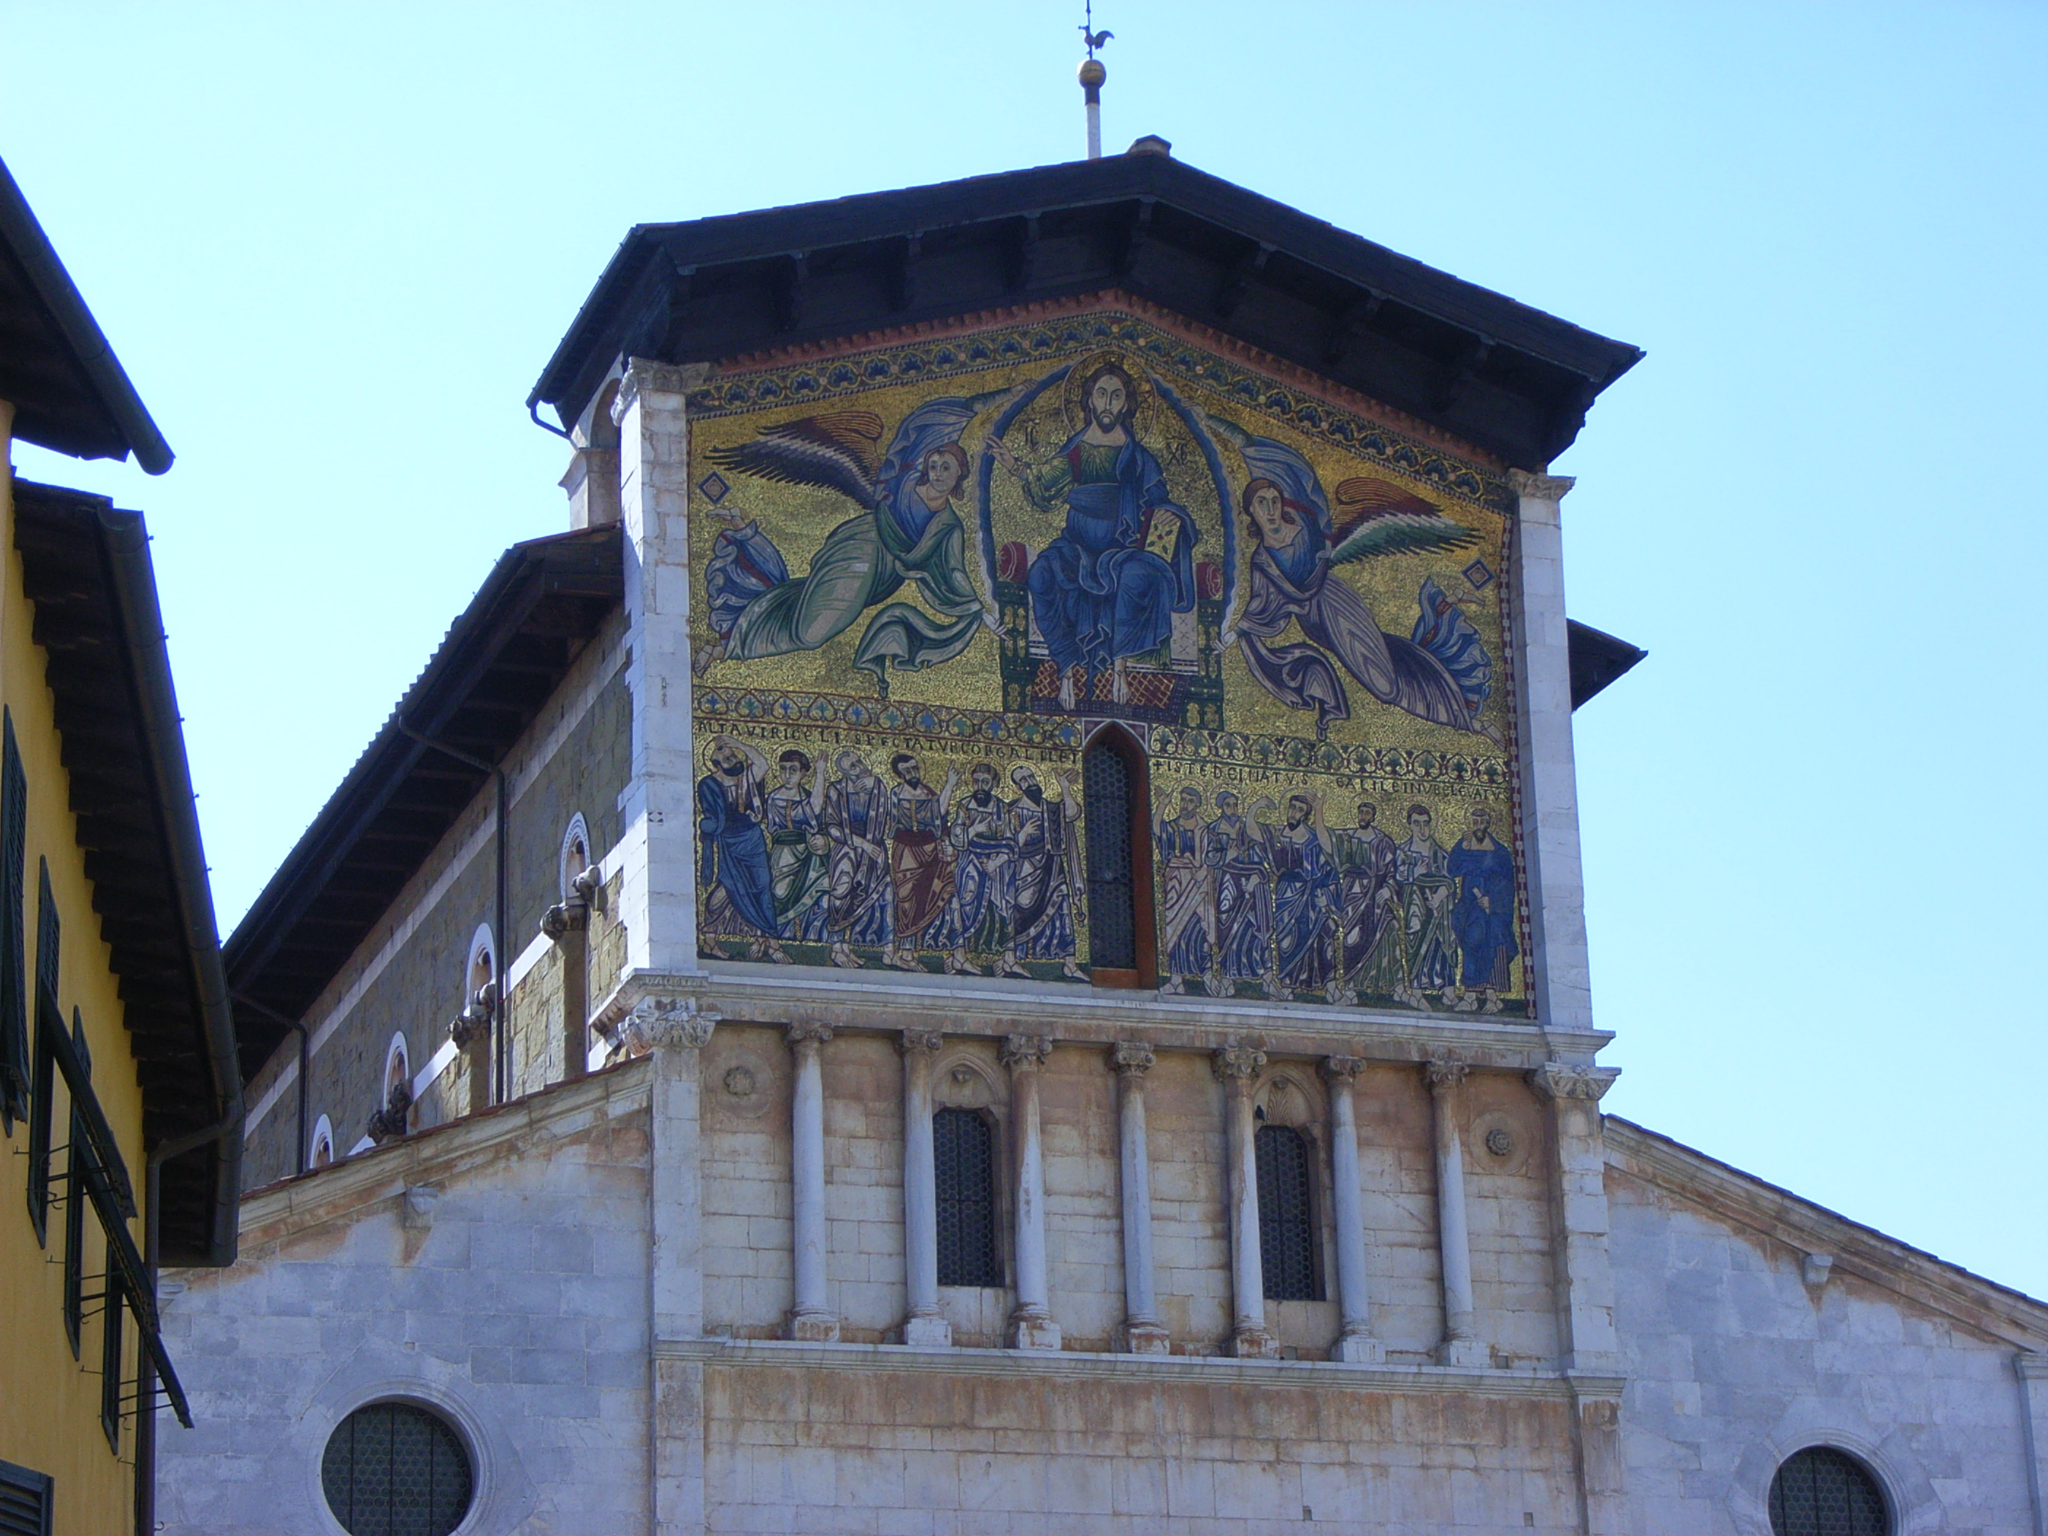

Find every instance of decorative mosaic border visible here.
[696,687,1087,750]
[1150,727,1513,790]
[687,305,1515,518]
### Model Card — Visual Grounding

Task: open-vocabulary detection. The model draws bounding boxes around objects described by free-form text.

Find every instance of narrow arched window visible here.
[322,1401,474,1536]
[1081,728,1154,986]
[1256,1123,1321,1302]
[933,1107,1002,1287]
[1769,1447,1888,1536]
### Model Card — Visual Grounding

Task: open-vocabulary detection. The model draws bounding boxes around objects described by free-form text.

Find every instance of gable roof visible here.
[0,157,172,473]
[223,526,624,1084]
[11,481,238,1264]
[530,148,1641,472]
[1605,1116,2048,1352]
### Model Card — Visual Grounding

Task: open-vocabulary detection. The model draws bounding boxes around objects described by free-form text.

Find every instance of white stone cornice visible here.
[1528,1062,1620,1103]
[1508,469,1576,503]
[657,1336,1587,1400]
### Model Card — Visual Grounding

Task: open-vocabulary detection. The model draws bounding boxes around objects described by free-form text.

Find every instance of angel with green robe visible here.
[701,394,1008,693]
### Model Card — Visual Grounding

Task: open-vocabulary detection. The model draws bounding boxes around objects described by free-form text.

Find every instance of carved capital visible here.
[1111,1041,1156,1078]
[786,1022,835,1051]
[624,995,717,1053]
[1001,1034,1051,1073]
[1424,1053,1469,1094]
[1212,1044,1267,1083]
[1322,1055,1365,1086]
[611,357,703,422]
[1527,1062,1619,1103]
[1507,469,1575,504]
[899,1028,944,1056]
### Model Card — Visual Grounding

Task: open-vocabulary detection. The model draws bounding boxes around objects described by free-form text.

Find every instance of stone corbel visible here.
[1528,1061,1620,1103]
[623,995,718,1054]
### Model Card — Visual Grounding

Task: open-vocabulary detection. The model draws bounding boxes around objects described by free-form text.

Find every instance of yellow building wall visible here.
[0,403,146,1536]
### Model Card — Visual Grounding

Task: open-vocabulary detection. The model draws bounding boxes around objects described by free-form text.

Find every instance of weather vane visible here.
[1078,2,1112,160]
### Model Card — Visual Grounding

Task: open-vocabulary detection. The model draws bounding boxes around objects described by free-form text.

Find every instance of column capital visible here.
[1322,1055,1365,1086]
[1111,1041,1156,1078]
[1001,1034,1052,1073]
[786,1023,835,1050]
[899,1027,944,1056]
[625,995,717,1053]
[1528,1062,1620,1103]
[1508,468,1576,504]
[1212,1043,1267,1084]
[612,356,705,421]
[1424,1053,1469,1094]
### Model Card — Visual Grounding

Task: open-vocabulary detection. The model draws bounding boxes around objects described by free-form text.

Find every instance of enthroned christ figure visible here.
[989,362,1198,710]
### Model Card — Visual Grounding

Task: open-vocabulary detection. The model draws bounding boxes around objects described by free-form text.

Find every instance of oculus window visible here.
[322,1402,473,1536]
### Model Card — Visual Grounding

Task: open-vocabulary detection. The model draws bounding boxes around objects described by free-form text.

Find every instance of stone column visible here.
[1529,1061,1623,1372]
[2016,1352,2048,1536]
[638,997,715,1536]
[1427,1055,1488,1367]
[1508,469,1593,1037]
[899,1029,949,1347]
[786,1024,837,1342]
[1002,1034,1060,1351]
[1214,1044,1278,1359]
[1322,1056,1384,1363]
[1111,1043,1170,1354]
[614,359,707,978]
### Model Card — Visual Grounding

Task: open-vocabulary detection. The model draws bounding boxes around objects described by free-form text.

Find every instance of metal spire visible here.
[1078,2,1111,160]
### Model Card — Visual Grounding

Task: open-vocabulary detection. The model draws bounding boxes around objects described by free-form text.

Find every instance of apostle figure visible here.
[1154,785,1214,995]
[1204,411,1497,743]
[1267,793,1341,1002]
[989,361,1198,709]
[696,736,790,964]
[1446,806,1517,1013]
[931,762,1014,975]
[882,753,957,970]
[1205,790,1274,997]
[820,750,891,968]
[1330,800,1405,1005]
[703,394,1011,690]
[1000,764,1084,980]
[1394,803,1457,1007]
[763,749,831,942]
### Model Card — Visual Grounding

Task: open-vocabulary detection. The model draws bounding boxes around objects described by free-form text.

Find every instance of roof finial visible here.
[1078,1,1111,160]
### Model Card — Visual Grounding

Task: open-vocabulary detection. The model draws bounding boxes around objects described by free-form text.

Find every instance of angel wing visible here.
[1328,476,1479,565]
[705,410,886,506]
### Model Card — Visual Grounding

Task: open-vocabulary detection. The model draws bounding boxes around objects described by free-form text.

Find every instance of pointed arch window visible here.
[1081,727,1154,987]
[933,1107,1002,1287]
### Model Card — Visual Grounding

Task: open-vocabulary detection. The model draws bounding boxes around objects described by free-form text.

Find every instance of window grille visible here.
[934,1107,1002,1287]
[62,1011,90,1358]
[99,1271,122,1451]
[1769,1447,1888,1536]
[0,1456,53,1536]
[1083,741,1135,970]
[1255,1123,1321,1302]
[321,1402,473,1536]
[0,711,25,1130]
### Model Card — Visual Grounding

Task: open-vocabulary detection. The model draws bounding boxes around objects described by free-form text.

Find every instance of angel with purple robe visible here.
[1206,413,1497,742]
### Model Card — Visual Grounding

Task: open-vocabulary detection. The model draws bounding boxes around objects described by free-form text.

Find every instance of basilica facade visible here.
[157,145,2048,1536]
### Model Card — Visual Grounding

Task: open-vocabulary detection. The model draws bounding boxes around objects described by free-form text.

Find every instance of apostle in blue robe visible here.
[697,737,787,963]
[1446,806,1517,1012]
[1268,797,1341,999]
[991,363,1197,700]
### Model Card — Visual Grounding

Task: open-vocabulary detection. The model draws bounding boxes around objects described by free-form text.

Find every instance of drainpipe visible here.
[398,723,509,1104]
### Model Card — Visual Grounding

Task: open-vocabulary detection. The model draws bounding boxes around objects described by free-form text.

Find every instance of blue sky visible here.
[5,1,2043,1297]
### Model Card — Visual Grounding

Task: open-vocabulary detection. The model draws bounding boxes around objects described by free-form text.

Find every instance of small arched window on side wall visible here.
[1255,1122,1323,1301]
[310,1114,335,1170]
[559,813,592,900]
[1769,1447,1889,1536]
[1081,726,1155,987]
[933,1107,1003,1287]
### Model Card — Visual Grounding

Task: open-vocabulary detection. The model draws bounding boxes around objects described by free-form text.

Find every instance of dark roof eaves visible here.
[0,157,174,474]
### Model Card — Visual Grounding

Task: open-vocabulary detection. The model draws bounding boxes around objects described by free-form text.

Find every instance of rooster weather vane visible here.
[1080,1,1112,59]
